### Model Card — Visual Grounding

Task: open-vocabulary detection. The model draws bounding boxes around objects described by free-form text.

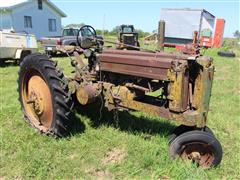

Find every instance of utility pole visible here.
[102,14,106,38]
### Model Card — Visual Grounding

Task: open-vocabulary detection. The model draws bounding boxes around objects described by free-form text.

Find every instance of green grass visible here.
[0,46,240,179]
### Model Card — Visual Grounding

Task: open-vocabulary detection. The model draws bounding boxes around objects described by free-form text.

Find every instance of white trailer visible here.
[160,8,216,46]
[0,29,38,62]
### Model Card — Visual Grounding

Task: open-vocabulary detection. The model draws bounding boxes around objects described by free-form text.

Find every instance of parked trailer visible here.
[161,8,225,48]
[0,29,37,62]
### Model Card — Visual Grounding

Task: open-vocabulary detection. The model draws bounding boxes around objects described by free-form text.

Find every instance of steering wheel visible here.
[77,25,97,49]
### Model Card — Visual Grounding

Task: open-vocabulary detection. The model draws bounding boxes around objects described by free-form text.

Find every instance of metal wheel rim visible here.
[180,142,215,168]
[21,70,53,131]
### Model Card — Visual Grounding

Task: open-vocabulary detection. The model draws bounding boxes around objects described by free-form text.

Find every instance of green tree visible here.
[109,26,120,36]
[135,29,150,38]
[233,30,240,39]
[95,29,109,36]
[64,23,85,28]
[109,26,150,38]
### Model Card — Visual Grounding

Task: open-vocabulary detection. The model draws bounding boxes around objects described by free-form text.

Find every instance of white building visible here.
[0,0,66,39]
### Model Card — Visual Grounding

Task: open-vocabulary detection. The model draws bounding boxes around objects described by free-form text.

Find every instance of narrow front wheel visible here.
[169,130,222,168]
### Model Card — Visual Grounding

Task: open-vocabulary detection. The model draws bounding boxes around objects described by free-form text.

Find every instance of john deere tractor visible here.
[116,24,140,50]
[18,25,222,168]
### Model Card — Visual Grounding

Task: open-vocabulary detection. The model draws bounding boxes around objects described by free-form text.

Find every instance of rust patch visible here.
[88,168,113,179]
[102,148,126,165]
[22,72,53,132]
[98,49,189,80]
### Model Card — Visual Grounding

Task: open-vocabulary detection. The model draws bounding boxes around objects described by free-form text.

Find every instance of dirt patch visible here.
[69,154,76,160]
[215,77,228,81]
[216,66,229,72]
[158,176,170,180]
[235,88,240,94]
[102,147,126,165]
[88,168,113,180]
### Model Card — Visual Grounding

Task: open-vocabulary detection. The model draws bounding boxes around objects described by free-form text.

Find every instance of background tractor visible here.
[116,24,140,50]
[18,25,222,168]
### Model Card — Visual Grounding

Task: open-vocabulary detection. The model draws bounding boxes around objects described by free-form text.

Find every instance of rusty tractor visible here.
[18,25,222,168]
[116,24,140,50]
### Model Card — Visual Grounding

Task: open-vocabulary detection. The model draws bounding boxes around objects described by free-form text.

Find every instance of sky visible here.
[0,0,239,37]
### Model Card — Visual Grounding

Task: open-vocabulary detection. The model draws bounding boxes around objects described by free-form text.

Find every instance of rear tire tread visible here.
[18,53,74,137]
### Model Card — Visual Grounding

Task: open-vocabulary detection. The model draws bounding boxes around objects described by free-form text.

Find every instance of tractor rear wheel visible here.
[18,53,73,137]
[169,130,222,168]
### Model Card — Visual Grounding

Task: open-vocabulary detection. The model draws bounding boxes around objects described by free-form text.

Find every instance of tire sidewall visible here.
[169,130,222,167]
[18,53,72,136]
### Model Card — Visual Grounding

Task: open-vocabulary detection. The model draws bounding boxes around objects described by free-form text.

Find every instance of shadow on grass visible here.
[69,111,86,136]
[74,101,176,138]
[49,53,72,58]
[0,60,19,67]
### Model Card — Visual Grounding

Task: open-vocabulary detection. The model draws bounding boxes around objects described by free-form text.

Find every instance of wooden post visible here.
[158,20,165,51]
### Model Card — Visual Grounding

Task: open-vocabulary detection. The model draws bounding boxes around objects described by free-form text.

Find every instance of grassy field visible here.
[0,44,240,179]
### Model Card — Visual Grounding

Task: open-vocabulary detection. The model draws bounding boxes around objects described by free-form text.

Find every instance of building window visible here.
[38,0,42,10]
[24,16,32,28]
[48,19,56,32]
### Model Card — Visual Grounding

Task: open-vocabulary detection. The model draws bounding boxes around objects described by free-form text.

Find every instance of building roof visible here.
[161,8,215,18]
[0,0,67,17]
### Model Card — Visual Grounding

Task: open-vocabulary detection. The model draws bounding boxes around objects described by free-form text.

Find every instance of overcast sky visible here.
[1,0,239,37]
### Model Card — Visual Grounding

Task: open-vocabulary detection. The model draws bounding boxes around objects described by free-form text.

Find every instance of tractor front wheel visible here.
[18,53,73,137]
[168,125,214,144]
[169,130,222,168]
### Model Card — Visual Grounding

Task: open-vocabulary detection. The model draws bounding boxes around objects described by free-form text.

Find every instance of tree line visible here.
[64,23,240,40]
[64,23,150,38]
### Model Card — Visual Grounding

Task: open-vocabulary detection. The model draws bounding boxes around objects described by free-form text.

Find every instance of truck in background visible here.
[41,28,79,56]
[41,27,104,56]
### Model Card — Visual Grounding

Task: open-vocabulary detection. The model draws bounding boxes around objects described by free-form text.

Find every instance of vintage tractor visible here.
[116,24,140,50]
[18,25,222,168]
